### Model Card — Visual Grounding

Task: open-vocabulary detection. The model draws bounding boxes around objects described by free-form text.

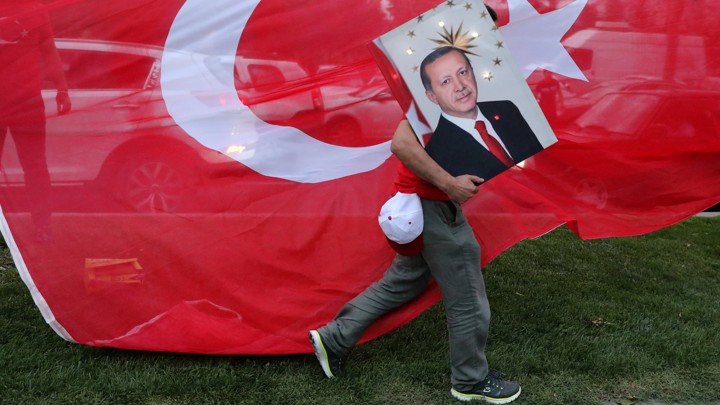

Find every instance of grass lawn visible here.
[1,217,719,404]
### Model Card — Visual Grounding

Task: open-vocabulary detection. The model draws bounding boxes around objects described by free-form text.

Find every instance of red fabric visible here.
[0,0,718,355]
[394,161,449,201]
[0,2,54,121]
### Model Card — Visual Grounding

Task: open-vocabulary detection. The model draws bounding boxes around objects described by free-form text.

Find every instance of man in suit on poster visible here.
[421,46,544,181]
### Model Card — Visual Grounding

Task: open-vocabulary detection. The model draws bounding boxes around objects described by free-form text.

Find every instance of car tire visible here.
[115,154,197,213]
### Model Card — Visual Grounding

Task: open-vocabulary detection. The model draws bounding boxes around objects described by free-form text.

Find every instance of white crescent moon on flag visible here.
[160,0,392,183]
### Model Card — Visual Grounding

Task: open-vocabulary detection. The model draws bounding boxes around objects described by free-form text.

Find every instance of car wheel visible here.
[117,157,196,213]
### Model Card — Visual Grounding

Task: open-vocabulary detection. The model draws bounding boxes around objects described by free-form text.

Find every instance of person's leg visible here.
[420,199,490,392]
[317,253,432,357]
[9,120,52,236]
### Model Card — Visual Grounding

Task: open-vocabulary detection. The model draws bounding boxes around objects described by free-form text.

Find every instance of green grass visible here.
[1,217,719,404]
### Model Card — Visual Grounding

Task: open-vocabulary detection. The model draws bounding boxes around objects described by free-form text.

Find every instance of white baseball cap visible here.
[378,192,424,255]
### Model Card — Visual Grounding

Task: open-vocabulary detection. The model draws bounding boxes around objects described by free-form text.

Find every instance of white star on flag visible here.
[499,0,589,81]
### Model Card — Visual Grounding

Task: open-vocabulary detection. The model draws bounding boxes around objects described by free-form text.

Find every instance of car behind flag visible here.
[0,0,718,354]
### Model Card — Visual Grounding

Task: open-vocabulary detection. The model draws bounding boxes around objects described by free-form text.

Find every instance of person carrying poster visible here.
[310,5,530,403]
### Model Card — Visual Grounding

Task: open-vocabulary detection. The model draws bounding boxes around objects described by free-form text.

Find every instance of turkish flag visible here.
[0,0,718,354]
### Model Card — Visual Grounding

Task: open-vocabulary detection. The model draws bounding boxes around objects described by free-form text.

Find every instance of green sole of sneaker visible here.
[450,387,521,404]
[308,330,335,379]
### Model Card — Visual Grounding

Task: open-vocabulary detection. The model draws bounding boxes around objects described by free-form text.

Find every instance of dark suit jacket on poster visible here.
[424,100,544,181]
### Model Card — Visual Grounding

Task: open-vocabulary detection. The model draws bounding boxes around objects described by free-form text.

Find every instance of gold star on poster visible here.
[416,14,424,23]
[480,10,488,19]
[446,0,456,7]
[407,30,416,38]
[493,57,502,66]
[494,40,504,49]
[491,24,499,32]
[464,2,473,10]
[429,21,479,56]
[483,71,494,81]
[412,65,419,72]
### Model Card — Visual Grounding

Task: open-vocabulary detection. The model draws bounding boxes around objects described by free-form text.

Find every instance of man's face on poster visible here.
[423,49,479,120]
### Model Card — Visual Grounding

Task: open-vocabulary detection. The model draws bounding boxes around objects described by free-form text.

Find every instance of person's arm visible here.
[391,120,483,204]
[39,35,71,115]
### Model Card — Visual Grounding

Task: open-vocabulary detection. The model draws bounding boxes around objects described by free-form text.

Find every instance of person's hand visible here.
[443,174,484,204]
[56,90,71,115]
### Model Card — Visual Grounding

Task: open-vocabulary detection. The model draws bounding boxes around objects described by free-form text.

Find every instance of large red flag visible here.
[0,0,718,354]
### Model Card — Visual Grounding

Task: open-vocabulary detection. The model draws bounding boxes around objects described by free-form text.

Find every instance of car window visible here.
[45,49,155,90]
[654,98,720,138]
[247,64,284,88]
[576,93,659,135]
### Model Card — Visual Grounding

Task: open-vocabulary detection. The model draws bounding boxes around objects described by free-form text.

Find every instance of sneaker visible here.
[450,370,521,403]
[308,330,343,379]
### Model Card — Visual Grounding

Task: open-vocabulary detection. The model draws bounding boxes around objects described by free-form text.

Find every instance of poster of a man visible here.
[421,46,544,180]
[373,0,556,182]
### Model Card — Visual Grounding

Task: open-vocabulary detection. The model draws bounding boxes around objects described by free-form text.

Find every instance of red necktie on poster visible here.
[475,120,515,167]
